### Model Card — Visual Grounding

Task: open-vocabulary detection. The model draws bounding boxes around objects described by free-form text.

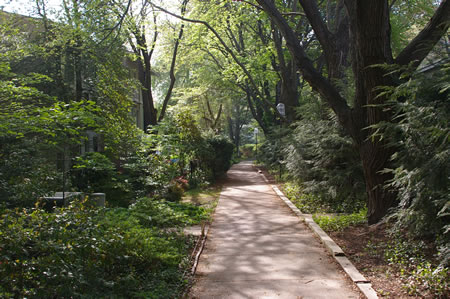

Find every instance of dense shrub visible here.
[282,116,366,213]
[258,126,288,170]
[70,152,116,193]
[0,197,207,298]
[239,143,257,159]
[203,133,235,180]
[0,94,102,208]
[372,63,450,265]
[0,140,61,208]
[152,112,234,190]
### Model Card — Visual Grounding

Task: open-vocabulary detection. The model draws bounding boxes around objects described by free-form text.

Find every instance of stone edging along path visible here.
[256,168,379,299]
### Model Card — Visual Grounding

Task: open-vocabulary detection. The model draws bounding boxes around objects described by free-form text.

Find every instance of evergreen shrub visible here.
[203,134,234,180]
[372,63,450,266]
[283,117,366,213]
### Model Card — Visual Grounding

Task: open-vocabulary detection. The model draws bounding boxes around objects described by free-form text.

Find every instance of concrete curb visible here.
[257,169,378,299]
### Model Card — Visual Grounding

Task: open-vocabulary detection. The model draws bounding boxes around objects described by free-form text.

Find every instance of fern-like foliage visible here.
[372,62,450,266]
[283,112,366,213]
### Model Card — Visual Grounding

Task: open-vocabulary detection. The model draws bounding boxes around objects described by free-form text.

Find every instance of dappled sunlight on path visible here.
[189,161,360,298]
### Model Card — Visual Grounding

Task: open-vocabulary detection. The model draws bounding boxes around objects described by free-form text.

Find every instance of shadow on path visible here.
[189,161,360,299]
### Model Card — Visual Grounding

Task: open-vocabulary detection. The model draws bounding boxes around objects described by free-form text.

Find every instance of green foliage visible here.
[203,133,235,180]
[371,63,450,264]
[0,197,207,298]
[382,235,449,297]
[364,233,449,297]
[240,143,259,159]
[70,152,116,193]
[0,58,104,208]
[0,5,220,298]
[0,141,61,208]
[389,0,437,56]
[110,197,209,229]
[384,237,428,266]
[0,11,137,208]
[283,182,327,214]
[405,262,449,297]
[165,182,185,202]
[152,112,234,184]
[265,103,366,213]
[312,210,367,232]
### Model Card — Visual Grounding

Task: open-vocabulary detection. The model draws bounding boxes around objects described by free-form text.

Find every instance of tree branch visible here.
[150,1,282,117]
[255,0,351,130]
[158,0,189,122]
[395,0,450,68]
[97,0,132,45]
[235,0,305,16]
[298,0,335,59]
[147,12,158,60]
[213,104,223,129]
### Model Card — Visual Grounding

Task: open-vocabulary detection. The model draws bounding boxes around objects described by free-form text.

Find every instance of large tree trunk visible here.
[272,24,299,122]
[347,0,397,223]
[280,61,299,123]
[256,0,449,223]
[359,140,397,223]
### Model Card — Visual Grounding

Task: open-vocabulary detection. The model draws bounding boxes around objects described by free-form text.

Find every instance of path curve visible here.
[189,161,361,298]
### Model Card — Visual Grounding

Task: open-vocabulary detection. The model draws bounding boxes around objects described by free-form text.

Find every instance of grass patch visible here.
[313,209,367,232]
[182,184,221,218]
[283,181,329,213]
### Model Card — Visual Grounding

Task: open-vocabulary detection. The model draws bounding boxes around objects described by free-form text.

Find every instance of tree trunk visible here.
[348,0,396,223]
[228,116,241,156]
[138,62,153,131]
[143,58,157,127]
[359,140,397,224]
[280,61,299,122]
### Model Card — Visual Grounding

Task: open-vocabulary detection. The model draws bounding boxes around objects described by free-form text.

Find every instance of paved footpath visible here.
[189,161,361,299]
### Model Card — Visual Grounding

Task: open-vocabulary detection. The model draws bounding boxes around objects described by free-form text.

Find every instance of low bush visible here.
[0,197,208,298]
[164,182,185,202]
[202,134,234,180]
[405,262,449,297]
[70,152,116,193]
[283,182,330,214]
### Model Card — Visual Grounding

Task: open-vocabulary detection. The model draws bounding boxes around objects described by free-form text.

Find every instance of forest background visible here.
[0,0,448,297]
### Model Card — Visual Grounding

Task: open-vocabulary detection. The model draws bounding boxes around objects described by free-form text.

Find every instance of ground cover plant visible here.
[312,210,367,232]
[330,225,449,298]
[0,197,210,298]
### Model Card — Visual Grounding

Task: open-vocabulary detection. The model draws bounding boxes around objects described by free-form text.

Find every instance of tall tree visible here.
[254,0,450,223]
[126,0,188,130]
